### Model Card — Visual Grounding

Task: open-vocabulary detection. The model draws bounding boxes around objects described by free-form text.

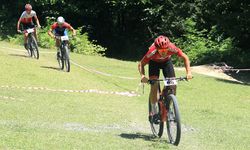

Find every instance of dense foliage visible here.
[6,17,106,56]
[0,0,249,67]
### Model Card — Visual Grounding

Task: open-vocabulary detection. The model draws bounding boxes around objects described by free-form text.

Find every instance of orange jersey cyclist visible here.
[138,35,192,120]
[17,4,41,50]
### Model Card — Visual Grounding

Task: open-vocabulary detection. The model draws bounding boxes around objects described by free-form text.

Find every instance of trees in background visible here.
[0,0,249,67]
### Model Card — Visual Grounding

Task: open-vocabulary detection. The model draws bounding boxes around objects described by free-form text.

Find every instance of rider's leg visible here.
[149,61,160,115]
[56,39,60,48]
[24,33,29,50]
[150,82,159,114]
[162,59,176,95]
[56,39,61,58]
[34,28,38,42]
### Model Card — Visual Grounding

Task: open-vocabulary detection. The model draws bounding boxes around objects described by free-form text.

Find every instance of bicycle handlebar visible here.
[18,26,38,34]
[148,77,188,85]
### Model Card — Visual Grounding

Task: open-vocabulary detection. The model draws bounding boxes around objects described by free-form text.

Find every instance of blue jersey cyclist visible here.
[48,16,76,57]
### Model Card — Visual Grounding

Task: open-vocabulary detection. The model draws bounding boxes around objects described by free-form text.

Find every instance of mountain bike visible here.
[148,77,187,146]
[55,35,71,72]
[20,27,39,59]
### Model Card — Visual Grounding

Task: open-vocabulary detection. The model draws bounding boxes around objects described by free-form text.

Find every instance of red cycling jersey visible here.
[19,10,37,24]
[140,43,183,64]
[51,22,72,30]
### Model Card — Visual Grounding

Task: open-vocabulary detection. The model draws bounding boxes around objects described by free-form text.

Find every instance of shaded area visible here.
[216,72,250,86]
[203,63,250,85]
[225,72,250,84]
[9,54,28,58]
[40,66,61,71]
[216,78,250,86]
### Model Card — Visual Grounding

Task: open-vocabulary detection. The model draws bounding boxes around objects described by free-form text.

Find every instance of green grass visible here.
[0,41,249,150]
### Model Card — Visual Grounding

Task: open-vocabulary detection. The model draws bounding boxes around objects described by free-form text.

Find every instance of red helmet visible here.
[154,35,170,49]
[25,4,32,10]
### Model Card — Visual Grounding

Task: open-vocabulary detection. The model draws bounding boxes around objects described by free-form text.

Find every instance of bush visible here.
[7,17,106,56]
[70,28,106,56]
[172,18,234,66]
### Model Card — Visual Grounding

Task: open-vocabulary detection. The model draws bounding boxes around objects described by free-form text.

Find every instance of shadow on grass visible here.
[9,54,28,58]
[40,66,61,71]
[119,132,168,143]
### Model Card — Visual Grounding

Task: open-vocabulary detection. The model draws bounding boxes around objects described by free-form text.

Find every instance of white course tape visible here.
[0,46,138,80]
[0,46,54,54]
[0,95,24,101]
[71,61,137,80]
[0,85,140,97]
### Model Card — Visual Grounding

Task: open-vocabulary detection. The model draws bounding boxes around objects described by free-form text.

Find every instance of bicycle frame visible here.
[56,36,69,56]
[23,28,35,43]
[23,28,36,38]
[147,76,188,145]
[20,27,39,59]
[55,35,71,72]
[149,77,187,122]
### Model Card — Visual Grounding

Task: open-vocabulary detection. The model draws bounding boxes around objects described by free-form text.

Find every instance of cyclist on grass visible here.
[17,4,41,50]
[138,35,192,121]
[48,16,76,59]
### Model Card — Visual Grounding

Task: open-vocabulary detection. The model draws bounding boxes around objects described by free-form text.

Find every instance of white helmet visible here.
[57,16,65,24]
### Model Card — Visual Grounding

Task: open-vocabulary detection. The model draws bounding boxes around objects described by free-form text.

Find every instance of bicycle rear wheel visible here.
[165,94,181,146]
[27,37,33,57]
[149,99,164,137]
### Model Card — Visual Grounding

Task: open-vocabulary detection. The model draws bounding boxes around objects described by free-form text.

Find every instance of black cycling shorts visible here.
[149,59,176,79]
[22,22,35,30]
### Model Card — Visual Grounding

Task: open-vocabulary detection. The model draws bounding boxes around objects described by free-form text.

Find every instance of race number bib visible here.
[61,36,69,41]
[163,79,177,86]
[26,28,34,33]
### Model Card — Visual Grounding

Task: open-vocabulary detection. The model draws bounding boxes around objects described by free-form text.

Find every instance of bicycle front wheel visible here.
[165,94,181,146]
[27,36,33,57]
[64,46,70,72]
[65,59,70,72]
[30,35,39,59]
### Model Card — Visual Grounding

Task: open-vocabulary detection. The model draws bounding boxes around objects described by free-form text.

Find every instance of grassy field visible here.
[0,41,249,150]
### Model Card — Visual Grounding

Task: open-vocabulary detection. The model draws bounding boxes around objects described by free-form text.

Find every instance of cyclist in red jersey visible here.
[48,16,76,58]
[138,35,192,119]
[17,4,41,50]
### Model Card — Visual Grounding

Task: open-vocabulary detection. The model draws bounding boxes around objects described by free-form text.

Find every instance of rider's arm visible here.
[180,52,192,80]
[138,61,148,83]
[138,61,146,77]
[48,28,55,38]
[138,50,152,83]
[138,44,156,82]
[33,15,41,28]
[17,18,21,32]
[168,43,192,80]
[69,26,76,36]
